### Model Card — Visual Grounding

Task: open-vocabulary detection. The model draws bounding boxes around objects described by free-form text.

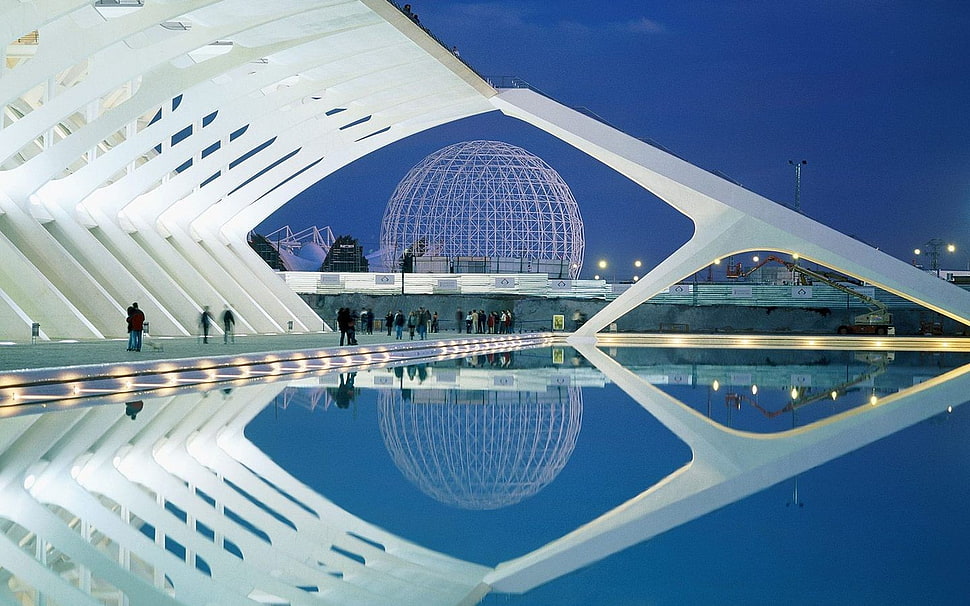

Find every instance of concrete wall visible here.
[301,294,968,336]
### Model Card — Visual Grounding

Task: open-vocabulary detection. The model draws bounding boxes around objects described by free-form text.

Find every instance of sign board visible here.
[321,273,341,285]
[550,279,572,290]
[434,369,458,384]
[731,285,753,298]
[729,373,752,385]
[552,314,565,331]
[668,284,692,295]
[667,373,691,386]
[374,274,396,285]
[550,373,571,385]
[791,285,813,299]
[494,276,516,288]
[436,278,459,291]
[790,374,812,387]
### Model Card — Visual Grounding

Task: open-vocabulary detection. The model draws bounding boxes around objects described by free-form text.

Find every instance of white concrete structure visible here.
[1,0,495,341]
[2,1,969,342]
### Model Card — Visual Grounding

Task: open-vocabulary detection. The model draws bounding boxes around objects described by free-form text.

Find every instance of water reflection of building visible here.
[0,340,966,604]
[378,385,583,510]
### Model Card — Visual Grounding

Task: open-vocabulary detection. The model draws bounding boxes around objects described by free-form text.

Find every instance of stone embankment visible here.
[302,294,967,336]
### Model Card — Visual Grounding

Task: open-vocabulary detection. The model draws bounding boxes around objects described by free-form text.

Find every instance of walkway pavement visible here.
[0,329,480,373]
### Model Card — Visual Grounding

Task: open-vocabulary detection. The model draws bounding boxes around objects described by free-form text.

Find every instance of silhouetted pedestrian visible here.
[222,304,235,343]
[200,306,213,343]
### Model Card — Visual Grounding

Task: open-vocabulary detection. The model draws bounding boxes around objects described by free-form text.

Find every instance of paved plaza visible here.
[0,328,476,373]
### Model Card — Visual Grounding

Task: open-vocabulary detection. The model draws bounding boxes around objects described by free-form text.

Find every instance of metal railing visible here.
[280,271,965,310]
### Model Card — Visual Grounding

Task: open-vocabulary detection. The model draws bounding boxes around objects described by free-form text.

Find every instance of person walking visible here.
[222,304,235,344]
[416,307,428,340]
[127,302,145,351]
[386,310,394,336]
[200,306,213,343]
[407,310,417,340]
[394,309,405,340]
[337,307,350,346]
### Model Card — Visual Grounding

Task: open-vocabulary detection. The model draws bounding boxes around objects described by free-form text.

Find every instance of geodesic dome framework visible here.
[379,140,585,278]
[377,386,583,510]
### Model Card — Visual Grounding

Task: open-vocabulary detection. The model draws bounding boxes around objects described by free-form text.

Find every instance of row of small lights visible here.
[18,335,555,492]
[2,334,553,407]
[599,244,962,281]
[711,379,878,406]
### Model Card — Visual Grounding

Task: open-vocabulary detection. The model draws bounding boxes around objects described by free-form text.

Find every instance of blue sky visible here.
[260,2,970,278]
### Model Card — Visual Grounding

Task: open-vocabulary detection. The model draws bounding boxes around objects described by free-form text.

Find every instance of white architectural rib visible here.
[483,340,970,593]
[490,88,970,336]
[0,380,494,605]
[1,0,494,339]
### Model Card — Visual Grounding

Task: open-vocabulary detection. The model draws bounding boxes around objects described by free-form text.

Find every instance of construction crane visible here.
[735,255,894,335]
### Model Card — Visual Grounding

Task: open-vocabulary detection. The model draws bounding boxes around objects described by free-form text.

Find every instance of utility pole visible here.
[789,159,807,212]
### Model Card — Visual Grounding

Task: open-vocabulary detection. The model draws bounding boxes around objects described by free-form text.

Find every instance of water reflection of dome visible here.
[378,387,583,510]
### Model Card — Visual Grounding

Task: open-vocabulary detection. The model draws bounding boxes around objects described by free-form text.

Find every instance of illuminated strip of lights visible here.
[1,336,551,403]
[5,393,59,401]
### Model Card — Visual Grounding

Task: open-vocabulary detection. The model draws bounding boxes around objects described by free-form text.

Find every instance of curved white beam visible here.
[489,88,970,337]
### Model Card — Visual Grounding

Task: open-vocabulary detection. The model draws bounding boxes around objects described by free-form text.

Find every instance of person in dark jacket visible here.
[200,306,213,343]
[222,304,235,344]
[127,302,145,351]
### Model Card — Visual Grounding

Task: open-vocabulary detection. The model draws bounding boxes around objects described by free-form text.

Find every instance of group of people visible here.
[126,303,237,350]
[126,302,145,351]
[385,307,439,340]
[456,308,515,334]
[336,307,359,346]
[199,304,236,344]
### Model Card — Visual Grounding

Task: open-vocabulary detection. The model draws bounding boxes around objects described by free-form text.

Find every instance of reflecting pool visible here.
[1,337,968,605]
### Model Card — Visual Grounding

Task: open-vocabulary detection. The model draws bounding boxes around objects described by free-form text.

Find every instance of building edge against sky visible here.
[1,0,969,342]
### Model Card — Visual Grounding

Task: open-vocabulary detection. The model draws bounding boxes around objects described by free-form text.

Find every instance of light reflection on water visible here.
[1,341,968,605]
[247,348,692,565]
[608,347,968,432]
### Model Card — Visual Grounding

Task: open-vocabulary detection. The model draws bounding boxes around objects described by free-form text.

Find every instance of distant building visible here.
[321,236,368,272]
[248,232,285,271]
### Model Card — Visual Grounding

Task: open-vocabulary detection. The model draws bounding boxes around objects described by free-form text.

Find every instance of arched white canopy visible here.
[1,0,967,341]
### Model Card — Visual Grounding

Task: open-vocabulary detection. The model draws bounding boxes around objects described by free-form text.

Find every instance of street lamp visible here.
[632,260,643,283]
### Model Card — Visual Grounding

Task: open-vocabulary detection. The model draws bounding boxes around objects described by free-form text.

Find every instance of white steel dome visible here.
[380,140,585,277]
